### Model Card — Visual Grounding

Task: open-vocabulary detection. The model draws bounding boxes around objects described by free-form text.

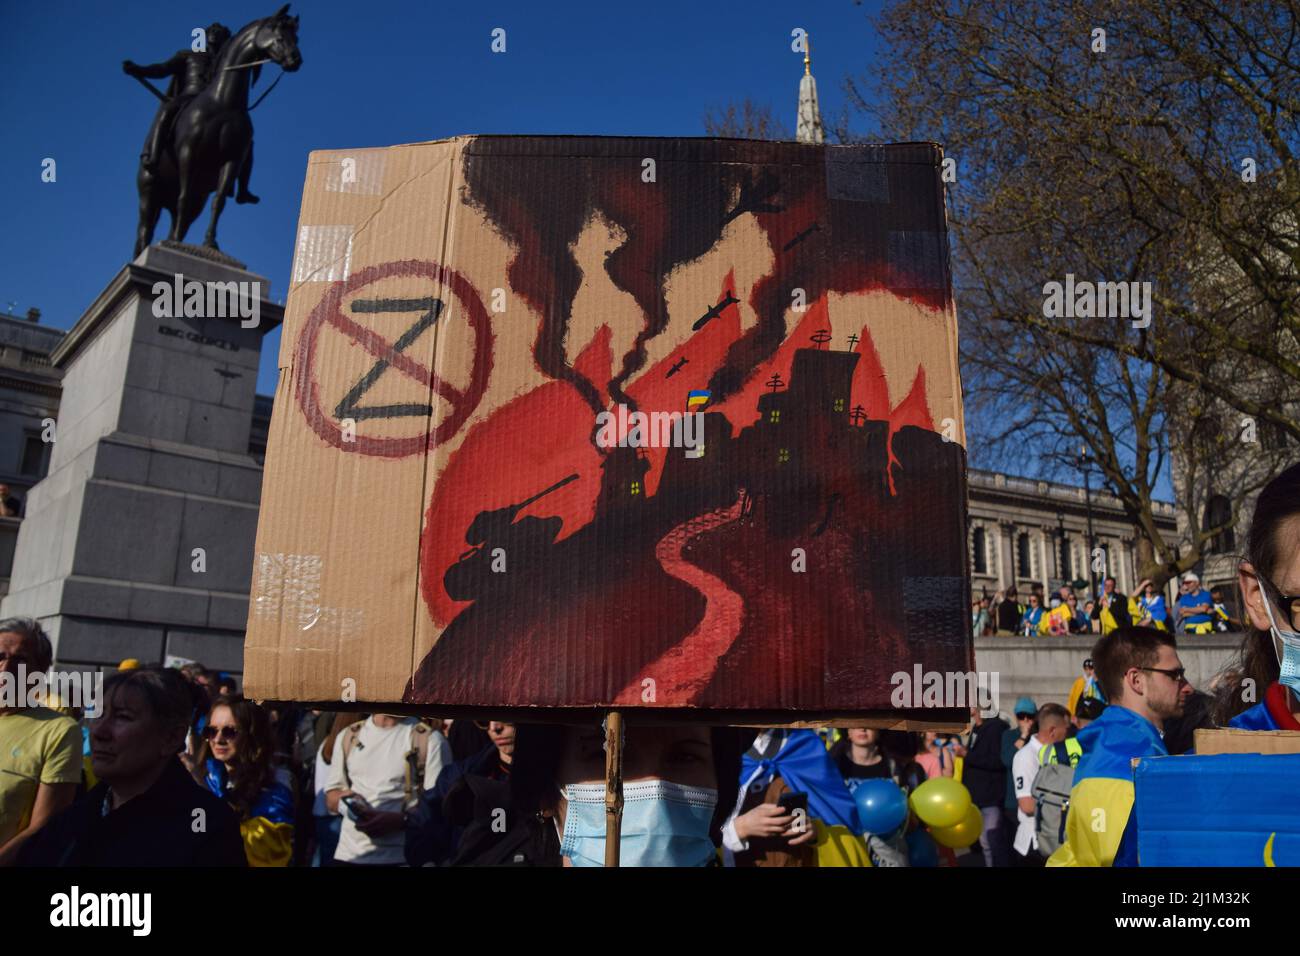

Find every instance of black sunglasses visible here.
[203,725,240,741]
[1138,666,1188,685]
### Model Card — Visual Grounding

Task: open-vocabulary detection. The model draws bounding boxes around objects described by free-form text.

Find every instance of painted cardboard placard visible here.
[245,136,971,722]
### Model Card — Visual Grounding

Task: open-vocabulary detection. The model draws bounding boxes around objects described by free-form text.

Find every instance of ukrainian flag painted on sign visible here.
[1047,704,1165,867]
[1134,753,1300,866]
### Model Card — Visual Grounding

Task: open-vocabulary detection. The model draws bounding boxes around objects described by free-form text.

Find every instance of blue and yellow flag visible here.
[1047,705,1165,867]
[740,729,868,866]
[204,758,295,867]
[1135,753,1300,866]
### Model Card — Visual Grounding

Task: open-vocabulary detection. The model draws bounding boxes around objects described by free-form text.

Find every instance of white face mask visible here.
[556,780,718,867]
[1260,590,1300,696]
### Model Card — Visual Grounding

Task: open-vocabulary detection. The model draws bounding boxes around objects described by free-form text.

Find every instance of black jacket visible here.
[963,716,1010,808]
[995,600,1023,633]
[17,758,247,867]
[405,745,558,866]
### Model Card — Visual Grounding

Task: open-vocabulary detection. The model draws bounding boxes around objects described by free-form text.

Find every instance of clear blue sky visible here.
[0,0,887,396]
[0,1,1174,501]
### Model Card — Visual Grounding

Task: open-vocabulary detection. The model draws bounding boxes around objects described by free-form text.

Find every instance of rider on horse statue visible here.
[124,23,240,201]
[124,7,301,257]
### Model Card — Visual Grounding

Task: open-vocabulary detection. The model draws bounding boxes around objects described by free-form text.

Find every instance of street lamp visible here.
[1077,447,1099,600]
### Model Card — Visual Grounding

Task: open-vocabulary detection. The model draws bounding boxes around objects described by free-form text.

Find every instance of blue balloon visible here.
[853,779,909,836]
[906,828,939,868]
[877,823,904,843]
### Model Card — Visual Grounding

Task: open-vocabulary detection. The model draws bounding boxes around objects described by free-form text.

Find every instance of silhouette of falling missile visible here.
[665,356,688,379]
[782,222,821,252]
[722,169,784,227]
[692,290,740,331]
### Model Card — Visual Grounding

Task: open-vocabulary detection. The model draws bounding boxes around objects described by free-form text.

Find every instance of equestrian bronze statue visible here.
[125,6,302,257]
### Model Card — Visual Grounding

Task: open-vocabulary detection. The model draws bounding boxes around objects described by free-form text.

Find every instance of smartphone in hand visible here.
[341,793,373,822]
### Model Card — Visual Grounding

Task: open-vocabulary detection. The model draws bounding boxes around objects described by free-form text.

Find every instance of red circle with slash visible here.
[294,260,494,458]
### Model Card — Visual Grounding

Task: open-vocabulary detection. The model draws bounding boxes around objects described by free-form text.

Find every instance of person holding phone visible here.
[325,714,451,867]
[724,728,869,867]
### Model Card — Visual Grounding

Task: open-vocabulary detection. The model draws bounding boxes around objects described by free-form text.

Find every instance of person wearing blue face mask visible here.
[509,722,752,867]
[1214,463,1300,732]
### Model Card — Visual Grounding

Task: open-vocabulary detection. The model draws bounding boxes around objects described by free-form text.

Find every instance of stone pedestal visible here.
[1,244,282,671]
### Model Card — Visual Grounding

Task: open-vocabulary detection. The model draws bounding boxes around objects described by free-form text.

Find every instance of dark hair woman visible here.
[14,668,246,866]
[1213,462,1300,730]
[510,723,752,866]
[194,696,295,866]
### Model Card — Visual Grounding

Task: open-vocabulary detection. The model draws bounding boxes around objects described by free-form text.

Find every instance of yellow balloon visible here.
[930,804,983,849]
[909,778,972,829]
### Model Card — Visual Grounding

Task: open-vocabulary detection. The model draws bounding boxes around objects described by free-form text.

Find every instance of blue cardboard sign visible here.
[1135,753,1300,866]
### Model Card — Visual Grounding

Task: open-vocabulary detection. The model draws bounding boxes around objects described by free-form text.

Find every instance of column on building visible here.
[998,519,1016,592]
[1096,536,1111,588]
[1038,527,1051,593]
[1120,538,1135,593]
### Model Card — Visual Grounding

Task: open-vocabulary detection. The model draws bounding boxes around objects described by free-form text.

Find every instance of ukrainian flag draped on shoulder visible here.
[1230,682,1300,732]
[1047,705,1165,867]
[740,729,868,866]
[204,758,296,867]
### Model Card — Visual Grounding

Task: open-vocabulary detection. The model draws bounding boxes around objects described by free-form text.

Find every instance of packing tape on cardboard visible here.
[292,225,354,283]
[324,150,386,196]
[253,552,363,640]
[825,145,891,203]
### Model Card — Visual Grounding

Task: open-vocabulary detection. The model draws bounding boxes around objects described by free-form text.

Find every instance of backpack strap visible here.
[339,721,366,790]
[403,722,433,811]
[1054,741,1070,766]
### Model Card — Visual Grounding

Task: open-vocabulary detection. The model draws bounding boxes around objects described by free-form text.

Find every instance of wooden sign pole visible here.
[604,709,624,867]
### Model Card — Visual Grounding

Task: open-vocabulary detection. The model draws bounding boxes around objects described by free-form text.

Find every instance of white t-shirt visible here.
[312,741,335,818]
[325,717,451,865]
[1012,736,1045,856]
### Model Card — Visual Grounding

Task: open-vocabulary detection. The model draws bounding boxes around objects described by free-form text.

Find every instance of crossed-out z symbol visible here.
[334,297,443,421]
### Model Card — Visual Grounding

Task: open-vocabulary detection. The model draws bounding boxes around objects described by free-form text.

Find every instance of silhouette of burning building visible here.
[408,341,969,713]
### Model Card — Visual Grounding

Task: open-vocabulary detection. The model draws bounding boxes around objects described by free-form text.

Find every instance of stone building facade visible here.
[0,307,64,597]
[1170,414,1297,604]
[967,468,1180,605]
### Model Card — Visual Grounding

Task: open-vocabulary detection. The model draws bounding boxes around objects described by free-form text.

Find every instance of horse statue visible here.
[127,6,302,257]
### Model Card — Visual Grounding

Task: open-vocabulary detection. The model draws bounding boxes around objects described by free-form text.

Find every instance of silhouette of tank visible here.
[443,473,577,601]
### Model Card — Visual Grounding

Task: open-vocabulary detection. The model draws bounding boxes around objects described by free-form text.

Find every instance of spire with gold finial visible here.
[796,33,824,144]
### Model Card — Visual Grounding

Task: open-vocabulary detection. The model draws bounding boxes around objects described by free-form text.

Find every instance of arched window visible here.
[1017,533,1033,578]
[972,527,988,574]
[1205,495,1235,553]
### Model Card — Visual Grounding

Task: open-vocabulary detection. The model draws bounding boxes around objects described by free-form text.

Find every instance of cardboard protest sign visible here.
[1194,727,1300,755]
[244,136,971,722]
[1136,753,1300,865]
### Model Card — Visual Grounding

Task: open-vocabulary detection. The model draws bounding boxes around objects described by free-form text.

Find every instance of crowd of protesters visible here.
[0,463,1296,867]
[973,573,1239,638]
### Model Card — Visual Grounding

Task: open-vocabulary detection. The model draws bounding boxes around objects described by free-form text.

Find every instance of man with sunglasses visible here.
[1047,626,1193,867]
